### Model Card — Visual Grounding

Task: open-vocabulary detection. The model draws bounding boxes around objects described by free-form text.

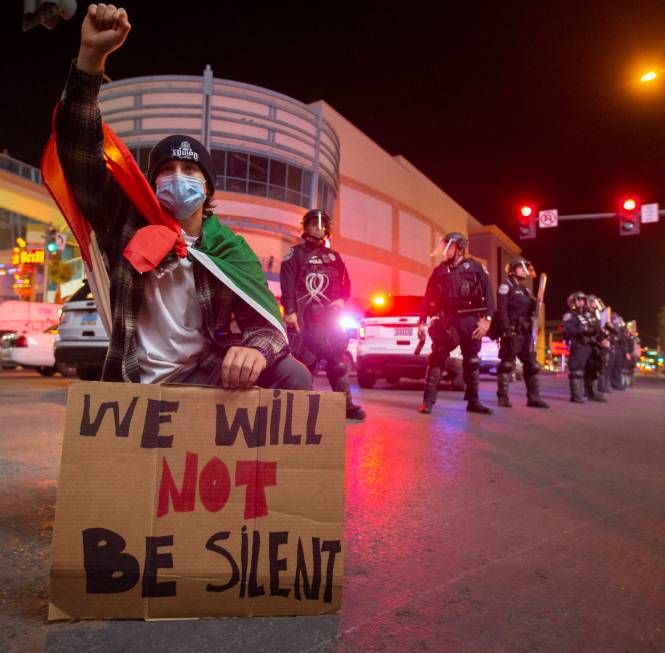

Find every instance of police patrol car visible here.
[355,295,465,390]
[356,295,518,388]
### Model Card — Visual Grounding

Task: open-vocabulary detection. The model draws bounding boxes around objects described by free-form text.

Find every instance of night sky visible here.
[2,1,665,344]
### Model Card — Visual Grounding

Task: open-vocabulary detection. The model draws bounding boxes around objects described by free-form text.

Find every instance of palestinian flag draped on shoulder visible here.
[41,107,285,340]
[189,219,285,338]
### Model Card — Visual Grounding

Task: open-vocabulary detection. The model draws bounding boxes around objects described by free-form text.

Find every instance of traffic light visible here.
[45,226,57,254]
[518,203,537,240]
[22,0,77,32]
[618,196,641,236]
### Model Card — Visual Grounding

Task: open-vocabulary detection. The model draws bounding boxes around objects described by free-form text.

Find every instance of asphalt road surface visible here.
[1,370,664,653]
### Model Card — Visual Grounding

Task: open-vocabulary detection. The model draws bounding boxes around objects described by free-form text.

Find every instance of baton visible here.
[456,306,488,315]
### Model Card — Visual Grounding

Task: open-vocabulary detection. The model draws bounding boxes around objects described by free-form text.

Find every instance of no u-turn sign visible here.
[538,209,558,228]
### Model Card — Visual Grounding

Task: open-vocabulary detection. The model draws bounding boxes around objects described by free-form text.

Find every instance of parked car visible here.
[356,295,518,389]
[0,325,75,376]
[55,281,109,380]
[356,295,464,390]
[0,332,18,369]
[0,300,62,334]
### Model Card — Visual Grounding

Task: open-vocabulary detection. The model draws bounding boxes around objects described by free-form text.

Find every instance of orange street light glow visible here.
[641,71,658,82]
[372,295,386,306]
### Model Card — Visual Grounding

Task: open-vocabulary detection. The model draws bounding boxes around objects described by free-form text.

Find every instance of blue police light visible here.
[339,314,360,330]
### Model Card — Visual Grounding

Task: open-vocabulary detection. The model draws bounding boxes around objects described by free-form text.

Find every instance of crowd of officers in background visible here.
[279,213,642,420]
[563,291,640,403]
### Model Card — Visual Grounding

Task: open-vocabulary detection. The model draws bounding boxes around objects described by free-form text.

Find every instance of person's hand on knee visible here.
[221,347,267,389]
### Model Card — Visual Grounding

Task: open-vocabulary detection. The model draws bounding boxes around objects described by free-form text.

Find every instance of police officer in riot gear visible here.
[563,291,606,403]
[418,232,493,415]
[586,295,611,395]
[624,321,640,387]
[608,313,628,390]
[280,209,366,420]
[495,257,548,408]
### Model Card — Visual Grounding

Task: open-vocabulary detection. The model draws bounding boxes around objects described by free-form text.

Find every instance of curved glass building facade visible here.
[99,68,340,216]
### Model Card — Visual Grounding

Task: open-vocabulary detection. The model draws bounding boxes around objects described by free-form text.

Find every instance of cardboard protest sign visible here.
[49,382,346,620]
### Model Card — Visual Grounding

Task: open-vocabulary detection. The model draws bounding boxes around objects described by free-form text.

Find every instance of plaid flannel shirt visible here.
[56,63,288,382]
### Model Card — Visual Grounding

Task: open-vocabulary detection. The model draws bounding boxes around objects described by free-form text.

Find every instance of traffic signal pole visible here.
[556,210,665,221]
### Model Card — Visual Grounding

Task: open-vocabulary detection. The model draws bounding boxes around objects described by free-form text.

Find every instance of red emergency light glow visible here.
[372,295,386,306]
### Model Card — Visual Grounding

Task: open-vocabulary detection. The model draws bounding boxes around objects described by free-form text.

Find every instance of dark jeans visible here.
[172,353,313,390]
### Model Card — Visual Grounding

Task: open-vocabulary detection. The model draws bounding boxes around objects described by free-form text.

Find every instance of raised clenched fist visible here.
[78,4,131,72]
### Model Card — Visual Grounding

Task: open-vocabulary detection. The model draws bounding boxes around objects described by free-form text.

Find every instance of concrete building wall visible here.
[0,75,521,308]
[318,102,492,301]
[469,225,522,297]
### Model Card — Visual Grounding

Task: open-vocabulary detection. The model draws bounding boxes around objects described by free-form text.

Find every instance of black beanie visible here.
[147,135,216,192]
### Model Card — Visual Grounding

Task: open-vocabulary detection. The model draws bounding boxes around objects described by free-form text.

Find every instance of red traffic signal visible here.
[619,196,640,236]
[518,203,536,239]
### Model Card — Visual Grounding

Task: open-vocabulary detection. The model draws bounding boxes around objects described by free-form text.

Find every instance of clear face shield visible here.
[573,294,586,309]
[304,211,330,239]
[591,297,606,321]
[431,237,462,259]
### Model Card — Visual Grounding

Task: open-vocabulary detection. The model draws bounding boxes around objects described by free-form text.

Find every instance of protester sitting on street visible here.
[43,3,311,391]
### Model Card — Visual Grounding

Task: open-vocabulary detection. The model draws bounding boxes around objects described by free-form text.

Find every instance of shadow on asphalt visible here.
[44,614,341,653]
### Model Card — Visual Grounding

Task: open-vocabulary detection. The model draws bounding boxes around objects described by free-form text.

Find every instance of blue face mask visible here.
[155,173,206,221]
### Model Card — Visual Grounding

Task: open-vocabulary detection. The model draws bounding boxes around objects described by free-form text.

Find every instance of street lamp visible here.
[640,71,658,83]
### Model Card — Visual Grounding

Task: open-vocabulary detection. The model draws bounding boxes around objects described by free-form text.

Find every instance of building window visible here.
[129,148,154,174]
[128,145,333,209]
[212,149,226,179]
[131,145,331,210]
[211,148,321,208]
[248,155,268,197]
[318,181,335,215]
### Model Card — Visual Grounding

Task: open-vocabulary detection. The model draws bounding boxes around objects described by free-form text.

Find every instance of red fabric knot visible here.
[173,235,188,259]
[123,225,186,274]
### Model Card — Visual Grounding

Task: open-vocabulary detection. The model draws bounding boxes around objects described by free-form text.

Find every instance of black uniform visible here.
[625,334,639,386]
[420,257,493,410]
[563,308,604,402]
[587,310,611,395]
[280,241,359,412]
[608,316,628,390]
[604,330,617,392]
[495,277,547,406]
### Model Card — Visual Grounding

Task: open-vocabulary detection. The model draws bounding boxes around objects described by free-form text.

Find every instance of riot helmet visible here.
[611,313,626,329]
[432,231,468,258]
[506,257,530,277]
[300,209,332,240]
[587,294,605,312]
[567,291,587,309]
